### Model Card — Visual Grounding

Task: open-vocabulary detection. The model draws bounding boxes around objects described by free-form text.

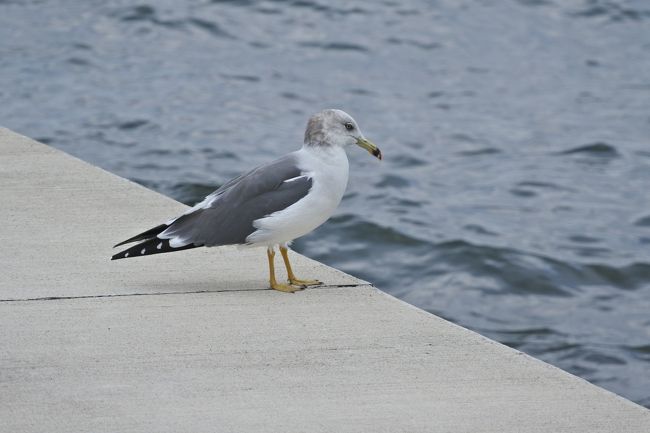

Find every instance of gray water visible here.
[2,0,650,407]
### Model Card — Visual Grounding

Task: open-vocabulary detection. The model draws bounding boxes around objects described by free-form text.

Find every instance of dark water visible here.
[2,0,650,407]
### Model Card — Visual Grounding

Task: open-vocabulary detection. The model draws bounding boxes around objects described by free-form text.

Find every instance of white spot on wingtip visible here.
[125,252,129,257]
[141,248,146,255]
[157,242,163,250]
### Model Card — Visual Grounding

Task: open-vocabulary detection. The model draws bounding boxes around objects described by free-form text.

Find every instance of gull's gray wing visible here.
[159,152,312,247]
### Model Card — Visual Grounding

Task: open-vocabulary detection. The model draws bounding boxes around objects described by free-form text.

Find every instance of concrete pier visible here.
[1,127,649,432]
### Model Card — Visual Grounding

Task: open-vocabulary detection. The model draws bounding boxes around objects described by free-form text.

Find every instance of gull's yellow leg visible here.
[280,246,322,287]
[267,248,298,293]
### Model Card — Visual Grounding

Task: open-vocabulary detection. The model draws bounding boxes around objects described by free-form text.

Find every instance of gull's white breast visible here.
[246,145,349,247]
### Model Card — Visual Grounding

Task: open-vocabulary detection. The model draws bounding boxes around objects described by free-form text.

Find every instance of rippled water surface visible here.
[2,0,650,407]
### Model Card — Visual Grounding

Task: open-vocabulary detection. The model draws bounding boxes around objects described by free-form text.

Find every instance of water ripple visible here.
[457,147,502,156]
[298,41,370,52]
[385,37,441,50]
[570,1,650,22]
[113,5,235,38]
[188,18,235,39]
[117,119,149,130]
[634,215,650,227]
[559,142,620,157]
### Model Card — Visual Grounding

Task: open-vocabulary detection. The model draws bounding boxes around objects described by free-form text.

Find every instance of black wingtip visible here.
[113,223,169,248]
[111,250,128,260]
[111,237,201,261]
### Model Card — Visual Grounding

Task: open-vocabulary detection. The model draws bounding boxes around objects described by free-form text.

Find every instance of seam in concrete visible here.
[0,283,373,303]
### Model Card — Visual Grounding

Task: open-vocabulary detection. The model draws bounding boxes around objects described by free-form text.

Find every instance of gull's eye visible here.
[344,122,354,131]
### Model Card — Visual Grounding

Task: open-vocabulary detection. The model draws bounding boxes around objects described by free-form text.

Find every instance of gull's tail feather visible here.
[111,237,200,260]
[113,224,169,247]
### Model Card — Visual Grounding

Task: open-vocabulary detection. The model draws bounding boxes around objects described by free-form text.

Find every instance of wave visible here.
[559,142,620,157]
[569,1,650,22]
[299,216,650,297]
[112,5,236,39]
[298,41,369,52]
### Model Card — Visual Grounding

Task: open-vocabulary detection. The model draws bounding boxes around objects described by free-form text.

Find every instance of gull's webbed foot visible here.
[270,281,300,293]
[288,278,322,287]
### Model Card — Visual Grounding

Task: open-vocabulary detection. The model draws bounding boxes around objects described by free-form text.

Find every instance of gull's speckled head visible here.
[304,109,382,159]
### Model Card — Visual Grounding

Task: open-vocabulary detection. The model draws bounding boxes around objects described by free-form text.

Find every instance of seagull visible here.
[112,109,382,292]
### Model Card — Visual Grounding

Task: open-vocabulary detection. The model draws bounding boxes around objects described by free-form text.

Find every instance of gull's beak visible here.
[355,137,382,160]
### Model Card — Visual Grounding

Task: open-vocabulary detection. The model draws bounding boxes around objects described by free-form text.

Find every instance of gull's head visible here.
[304,109,382,160]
